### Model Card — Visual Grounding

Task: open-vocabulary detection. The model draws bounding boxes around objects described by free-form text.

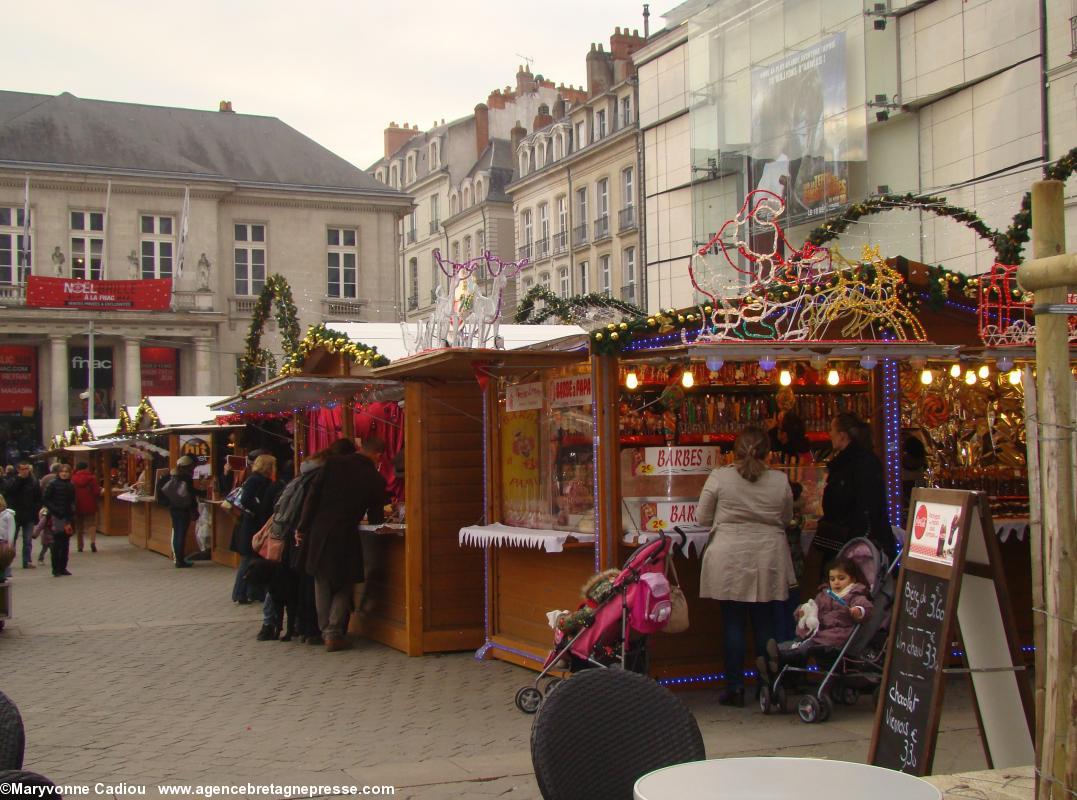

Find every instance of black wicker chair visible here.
[0,691,25,770]
[0,770,61,796]
[530,668,705,800]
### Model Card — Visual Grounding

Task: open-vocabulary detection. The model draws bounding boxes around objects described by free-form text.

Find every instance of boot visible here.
[256,624,277,641]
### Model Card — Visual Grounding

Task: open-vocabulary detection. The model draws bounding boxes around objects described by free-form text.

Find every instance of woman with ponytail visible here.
[696,426,795,706]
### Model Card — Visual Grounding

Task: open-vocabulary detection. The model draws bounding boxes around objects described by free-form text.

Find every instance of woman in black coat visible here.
[229,454,283,604]
[42,463,77,576]
[816,413,894,560]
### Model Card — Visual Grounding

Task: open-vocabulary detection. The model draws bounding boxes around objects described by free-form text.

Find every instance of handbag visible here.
[251,518,284,562]
[664,554,690,634]
[221,484,249,518]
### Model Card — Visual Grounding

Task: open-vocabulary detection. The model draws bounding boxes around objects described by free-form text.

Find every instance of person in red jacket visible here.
[71,461,101,553]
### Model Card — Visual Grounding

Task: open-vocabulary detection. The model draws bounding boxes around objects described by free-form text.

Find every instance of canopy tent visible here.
[324,322,588,362]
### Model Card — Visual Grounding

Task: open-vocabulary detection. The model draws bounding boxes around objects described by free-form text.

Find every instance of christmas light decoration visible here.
[280,324,389,377]
[826,369,840,386]
[920,369,933,386]
[977,364,990,379]
[997,356,1014,372]
[964,370,977,385]
[238,274,301,390]
[950,364,962,379]
[625,371,639,390]
[1009,368,1022,385]
[705,356,724,372]
[779,369,792,387]
[681,370,694,389]
[759,357,777,372]
[860,355,878,370]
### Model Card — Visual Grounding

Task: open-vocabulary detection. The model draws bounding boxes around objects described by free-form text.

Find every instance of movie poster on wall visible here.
[750,32,848,226]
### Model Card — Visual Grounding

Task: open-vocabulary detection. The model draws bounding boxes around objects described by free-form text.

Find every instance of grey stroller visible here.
[758,536,899,723]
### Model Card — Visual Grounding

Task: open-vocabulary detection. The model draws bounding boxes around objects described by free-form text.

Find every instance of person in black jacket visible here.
[816,412,894,560]
[295,437,387,652]
[42,463,77,576]
[229,454,282,604]
[164,456,202,569]
[3,461,42,569]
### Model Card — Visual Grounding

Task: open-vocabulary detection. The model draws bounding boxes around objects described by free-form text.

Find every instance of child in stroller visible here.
[513,532,679,714]
[757,537,897,723]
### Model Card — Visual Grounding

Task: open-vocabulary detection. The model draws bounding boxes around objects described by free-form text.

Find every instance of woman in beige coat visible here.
[697,426,795,705]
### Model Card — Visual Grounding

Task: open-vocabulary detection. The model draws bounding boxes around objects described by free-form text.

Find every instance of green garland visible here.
[806,194,1000,249]
[514,286,644,325]
[995,146,1077,265]
[279,323,389,376]
[590,306,709,356]
[237,274,302,390]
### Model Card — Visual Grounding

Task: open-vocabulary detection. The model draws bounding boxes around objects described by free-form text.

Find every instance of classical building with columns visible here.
[0,91,411,451]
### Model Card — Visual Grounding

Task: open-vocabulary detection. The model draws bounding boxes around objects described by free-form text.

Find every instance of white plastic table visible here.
[633,758,942,800]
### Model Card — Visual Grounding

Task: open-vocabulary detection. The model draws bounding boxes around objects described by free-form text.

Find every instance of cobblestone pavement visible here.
[0,536,990,799]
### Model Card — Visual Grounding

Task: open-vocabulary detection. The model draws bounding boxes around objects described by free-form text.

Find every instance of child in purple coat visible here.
[760,556,873,675]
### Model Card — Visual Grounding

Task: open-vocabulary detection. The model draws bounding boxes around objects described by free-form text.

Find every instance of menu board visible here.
[873,570,950,772]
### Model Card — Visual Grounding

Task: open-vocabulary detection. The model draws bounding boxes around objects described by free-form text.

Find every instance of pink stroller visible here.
[514,531,681,714]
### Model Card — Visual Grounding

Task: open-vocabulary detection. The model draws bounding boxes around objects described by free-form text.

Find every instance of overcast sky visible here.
[7,0,656,170]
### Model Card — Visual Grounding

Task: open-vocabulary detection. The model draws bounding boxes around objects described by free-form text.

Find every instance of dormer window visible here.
[594,109,606,141]
[406,152,417,184]
[463,185,472,208]
[375,169,385,184]
[429,139,440,169]
[389,162,400,188]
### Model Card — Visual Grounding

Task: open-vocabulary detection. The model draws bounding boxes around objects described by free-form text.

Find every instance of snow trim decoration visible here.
[458,523,595,553]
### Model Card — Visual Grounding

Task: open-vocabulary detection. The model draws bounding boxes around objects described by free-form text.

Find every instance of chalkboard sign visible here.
[872,571,950,772]
[869,489,1034,775]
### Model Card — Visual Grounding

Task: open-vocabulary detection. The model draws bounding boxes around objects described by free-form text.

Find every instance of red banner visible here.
[141,347,179,396]
[0,346,37,413]
[25,276,172,310]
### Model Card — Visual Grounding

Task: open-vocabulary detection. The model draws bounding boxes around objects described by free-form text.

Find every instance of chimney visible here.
[611,27,647,83]
[510,120,527,157]
[475,103,490,158]
[516,63,537,95]
[586,42,614,98]
[218,100,234,113]
[552,95,567,119]
[533,103,554,132]
[383,121,420,158]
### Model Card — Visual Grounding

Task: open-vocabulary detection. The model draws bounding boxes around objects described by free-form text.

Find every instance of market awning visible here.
[210,375,403,416]
[325,322,588,362]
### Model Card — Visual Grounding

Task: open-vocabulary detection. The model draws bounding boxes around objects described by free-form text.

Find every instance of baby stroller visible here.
[758,536,899,723]
[514,530,682,714]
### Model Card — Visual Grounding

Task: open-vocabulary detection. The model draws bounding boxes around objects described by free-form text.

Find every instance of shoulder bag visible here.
[664,553,690,634]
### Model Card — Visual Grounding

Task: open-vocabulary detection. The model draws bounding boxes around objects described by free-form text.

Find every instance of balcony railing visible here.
[406,228,417,244]
[0,283,26,305]
[618,206,637,232]
[518,242,533,261]
[534,237,550,260]
[594,215,611,241]
[552,230,568,255]
[322,297,365,319]
[573,224,589,247]
[429,219,440,235]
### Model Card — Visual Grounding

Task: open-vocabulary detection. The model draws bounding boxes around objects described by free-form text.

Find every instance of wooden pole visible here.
[1017,179,1077,799]
[592,354,622,571]
[1021,368,1046,783]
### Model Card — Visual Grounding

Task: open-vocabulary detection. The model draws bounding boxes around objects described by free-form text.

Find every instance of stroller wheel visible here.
[797,695,821,723]
[544,678,563,696]
[840,685,858,706]
[819,694,833,722]
[775,685,788,714]
[759,684,773,715]
[515,686,543,714]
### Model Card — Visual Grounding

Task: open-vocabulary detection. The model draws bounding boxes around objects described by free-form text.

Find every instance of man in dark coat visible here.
[3,461,41,569]
[816,413,894,560]
[296,437,387,652]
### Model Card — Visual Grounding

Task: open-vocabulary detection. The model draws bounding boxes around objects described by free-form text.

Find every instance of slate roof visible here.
[0,90,405,196]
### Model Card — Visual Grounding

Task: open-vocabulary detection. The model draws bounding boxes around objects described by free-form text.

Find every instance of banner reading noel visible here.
[26,276,172,311]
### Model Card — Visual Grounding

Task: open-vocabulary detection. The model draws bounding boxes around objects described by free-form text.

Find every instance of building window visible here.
[430,195,440,234]
[522,209,533,244]
[452,241,460,262]
[463,185,472,207]
[523,275,534,293]
[574,120,586,151]
[538,202,549,258]
[390,163,400,188]
[431,252,441,302]
[139,214,174,280]
[327,227,358,299]
[475,179,485,202]
[558,266,570,297]
[406,152,416,184]
[478,229,485,252]
[622,167,634,209]
[557,196,568,233]
[574,187,589,246]
[621,95,632,128]
[70,210,105,280]
[540,272,551,290]
[600,254,611,296]
[234,222,266,296]
[622,246,636,302]
[594,109,606,141]
[578,261,590,294]
[429,139,440,169]
[463,235,472,262]
[595,178,610,239]
[553,135,562,161]
[0,206,32,284]
[408,257,418,310]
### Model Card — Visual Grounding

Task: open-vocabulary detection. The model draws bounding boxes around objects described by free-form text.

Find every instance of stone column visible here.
[48,334,69,441]
[193,338,213,395]
[124,337,142,406]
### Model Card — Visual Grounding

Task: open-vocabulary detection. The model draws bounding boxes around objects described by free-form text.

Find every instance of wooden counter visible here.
[209,502,240,568]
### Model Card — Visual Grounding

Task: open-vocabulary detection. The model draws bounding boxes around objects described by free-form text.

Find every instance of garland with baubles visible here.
[995,146,1077,265]
[514,286,644,325]
[237,275,302,390]
[279,323,389,377]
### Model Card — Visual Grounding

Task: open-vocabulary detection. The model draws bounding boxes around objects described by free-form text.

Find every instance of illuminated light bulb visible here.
[920,369,933,385]
[759,357,777,372]
[1008,368,1022,385]
[681,370,695,388]
[779,369,792,387]
[964,370,976,385]
[977,364,989,379]
[826,369,840,386]
[950,364,962,378]
[625,371,639,390]
[705,356,724,372]
[859,355,878,370]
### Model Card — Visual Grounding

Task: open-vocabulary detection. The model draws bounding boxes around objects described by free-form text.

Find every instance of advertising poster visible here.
[68,346,114,421]
[500,407,542,527]
[547,375,592,409]
[630,446,721,476]
[179,434,211,465]
[750,32,848,225]
[0,346,37,413]
[907,500,963,566]
[141,347,179,396]
[505,381,543,413]
[639,499,699,532]
[26,276,172,310]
